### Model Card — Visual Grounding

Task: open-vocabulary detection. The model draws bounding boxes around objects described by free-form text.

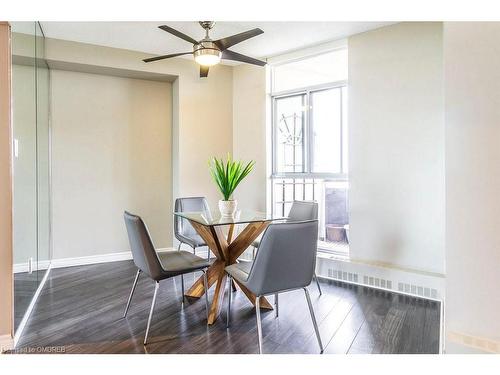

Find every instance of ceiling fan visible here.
[143,21,266,77]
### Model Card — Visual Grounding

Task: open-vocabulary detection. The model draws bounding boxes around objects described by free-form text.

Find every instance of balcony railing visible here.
[271,177,349,255]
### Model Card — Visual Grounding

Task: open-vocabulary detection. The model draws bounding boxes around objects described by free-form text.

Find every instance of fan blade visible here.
[158,25,198,45]
[200,65,209,78]
[143,52,192,63]
[214,28,264,50]
[221,50,266,66]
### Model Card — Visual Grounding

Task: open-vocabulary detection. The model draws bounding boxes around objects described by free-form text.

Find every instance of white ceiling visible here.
[39,22,393,64]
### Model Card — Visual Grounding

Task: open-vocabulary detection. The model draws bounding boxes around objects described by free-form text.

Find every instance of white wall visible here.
[348,22,445,275]
[444,22,500,352]
[51,70,172,259]
[39,38,234,258]
[232,64,268,211]
[44,38,234,211]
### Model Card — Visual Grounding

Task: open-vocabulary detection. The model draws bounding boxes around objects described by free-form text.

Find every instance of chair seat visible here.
[177,233,206,248]
[158,250,210,275]
[225,261,253,283]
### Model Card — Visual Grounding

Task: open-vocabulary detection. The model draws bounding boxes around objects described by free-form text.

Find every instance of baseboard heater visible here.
[323,267,440,300]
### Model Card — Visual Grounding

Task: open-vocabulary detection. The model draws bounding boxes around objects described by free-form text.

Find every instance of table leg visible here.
[233,279,273,310]
[228,221,270,263]
[185,260,223,298]
[227,223,235,243]
[185,219,273,324]
[207,272,227,324]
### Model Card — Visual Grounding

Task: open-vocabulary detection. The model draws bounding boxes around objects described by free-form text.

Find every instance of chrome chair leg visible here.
[144,281,160,345]
[226,275,232,328]
[177,243,186,304]
[123,269,141,318]
[181,274,185,304]
[275,293,279,318]
[314,272,323,295]
[304,287,323,353]
[202,269,209,322]
[255,296,263,354]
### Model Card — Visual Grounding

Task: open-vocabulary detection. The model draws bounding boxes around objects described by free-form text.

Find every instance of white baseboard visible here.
[13,260,51,274]
[50,251,132,269]
[14,253,133,273]
[14,247,200,274]
[446,331,500,354]
[47,247,175,270]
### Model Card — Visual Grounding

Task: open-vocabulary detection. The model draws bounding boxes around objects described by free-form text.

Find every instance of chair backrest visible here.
[123,211,164,280]
[245,220,319,296]
[174,197,211,241]
[287,200,318,222]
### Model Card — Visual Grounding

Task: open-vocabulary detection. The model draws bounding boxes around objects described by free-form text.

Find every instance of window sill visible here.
[317,242,349,260]
[271,173,348,181]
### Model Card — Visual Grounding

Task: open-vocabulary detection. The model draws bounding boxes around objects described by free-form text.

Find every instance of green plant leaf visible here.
[208,154,255,201]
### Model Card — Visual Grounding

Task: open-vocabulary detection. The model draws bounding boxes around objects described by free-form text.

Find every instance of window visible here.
[271,48,349,255]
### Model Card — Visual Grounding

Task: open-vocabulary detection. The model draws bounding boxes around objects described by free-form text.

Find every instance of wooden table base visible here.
[185,220,272,324]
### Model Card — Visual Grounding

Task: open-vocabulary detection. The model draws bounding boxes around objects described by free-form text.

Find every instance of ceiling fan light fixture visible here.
[194,51,221,66]
[193,41,222,66]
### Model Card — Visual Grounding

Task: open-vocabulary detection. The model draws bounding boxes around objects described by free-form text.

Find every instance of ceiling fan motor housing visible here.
[193,40,222,66]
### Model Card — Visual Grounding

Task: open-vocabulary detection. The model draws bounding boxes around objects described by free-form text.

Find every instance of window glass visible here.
[342,86,348,173]
[275,94,306,173]
[311,88,342,173]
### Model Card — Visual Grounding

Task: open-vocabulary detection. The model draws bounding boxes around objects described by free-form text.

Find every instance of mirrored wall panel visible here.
[11,21,51,333]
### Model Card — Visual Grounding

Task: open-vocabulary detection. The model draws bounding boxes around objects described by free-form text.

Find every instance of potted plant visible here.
[209,154,255,217]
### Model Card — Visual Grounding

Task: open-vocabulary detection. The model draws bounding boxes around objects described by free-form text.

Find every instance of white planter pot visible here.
[219,199,237,217]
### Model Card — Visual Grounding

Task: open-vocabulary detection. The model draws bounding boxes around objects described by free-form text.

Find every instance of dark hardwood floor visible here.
[12,260,441,354]
[14,269,46,331]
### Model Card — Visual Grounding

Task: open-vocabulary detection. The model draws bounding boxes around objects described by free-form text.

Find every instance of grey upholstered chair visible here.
[174,197,211,259]
[225,220,323,354]
[174,197,212,300]
[123,211,210,345]
[252,200,323,295]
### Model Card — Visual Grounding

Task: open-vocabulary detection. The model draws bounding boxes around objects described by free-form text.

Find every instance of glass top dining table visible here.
[173,209,286,324]
[173,210,286,226]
